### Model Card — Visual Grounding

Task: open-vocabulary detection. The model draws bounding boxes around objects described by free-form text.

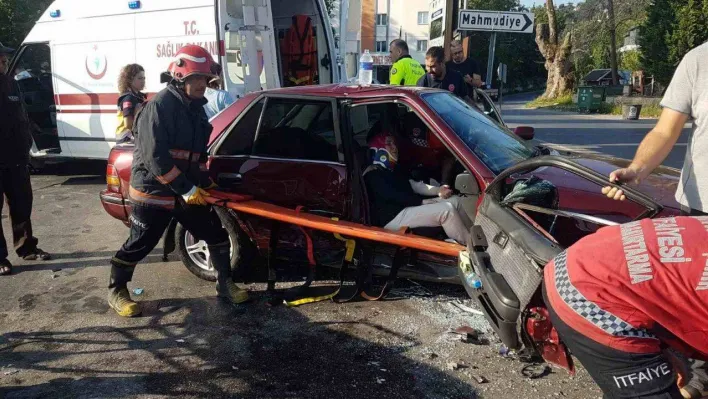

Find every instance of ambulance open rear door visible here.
[216,0,280,98]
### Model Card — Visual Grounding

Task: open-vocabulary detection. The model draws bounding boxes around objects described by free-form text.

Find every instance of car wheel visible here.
[175,216,258,282]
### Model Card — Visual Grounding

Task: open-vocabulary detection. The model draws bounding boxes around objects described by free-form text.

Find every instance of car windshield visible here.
[421,92,535,174]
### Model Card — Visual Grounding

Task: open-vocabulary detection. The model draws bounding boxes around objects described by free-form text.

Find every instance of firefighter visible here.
[107,45,248,317]
[0,42,51,277]
[543,216,708,398]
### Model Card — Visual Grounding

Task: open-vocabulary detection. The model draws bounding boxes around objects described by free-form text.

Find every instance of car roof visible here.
[260,84,441,99]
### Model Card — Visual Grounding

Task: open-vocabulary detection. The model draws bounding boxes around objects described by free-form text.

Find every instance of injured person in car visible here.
[363,131,473,244]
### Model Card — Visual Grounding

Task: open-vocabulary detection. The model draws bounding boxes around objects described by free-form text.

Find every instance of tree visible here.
[639,0,708,86]
[668,0,708,66]
[0,1,52,47]
[535,0,574,99]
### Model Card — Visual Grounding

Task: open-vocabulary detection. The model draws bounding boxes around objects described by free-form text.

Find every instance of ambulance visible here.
[10,0,347,163]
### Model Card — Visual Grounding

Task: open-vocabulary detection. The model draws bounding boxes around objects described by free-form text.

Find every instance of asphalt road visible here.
[502,92,692,169]
[0,161,600,398]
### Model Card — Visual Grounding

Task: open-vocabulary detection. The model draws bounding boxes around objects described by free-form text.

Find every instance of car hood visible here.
[530,152,682,211]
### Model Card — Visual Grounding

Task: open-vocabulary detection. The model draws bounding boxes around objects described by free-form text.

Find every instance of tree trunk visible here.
[607,0,619,85]
[535,0,574,99]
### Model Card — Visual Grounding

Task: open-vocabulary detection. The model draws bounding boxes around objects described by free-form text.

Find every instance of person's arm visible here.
[602,51,693,200]
[416,74,427,87]
[409,179,441,196]
[137,102,194,196]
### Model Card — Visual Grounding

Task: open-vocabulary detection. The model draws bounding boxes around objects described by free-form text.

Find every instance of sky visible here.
[519,0,581,9]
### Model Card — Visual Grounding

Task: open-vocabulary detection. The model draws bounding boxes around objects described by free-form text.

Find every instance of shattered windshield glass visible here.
[421,92,535,174]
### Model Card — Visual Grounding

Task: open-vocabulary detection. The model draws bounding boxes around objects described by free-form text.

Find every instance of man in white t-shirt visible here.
[203,76,235,120]
[602,42,708,215]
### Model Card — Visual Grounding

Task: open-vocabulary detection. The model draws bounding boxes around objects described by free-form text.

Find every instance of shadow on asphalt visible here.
[0,294,479,398]
[32,160,106,178]
[11,252,169,275]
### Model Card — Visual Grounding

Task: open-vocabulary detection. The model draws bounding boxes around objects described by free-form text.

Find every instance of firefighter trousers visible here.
[109,202,230,289]
[0,165,39,260]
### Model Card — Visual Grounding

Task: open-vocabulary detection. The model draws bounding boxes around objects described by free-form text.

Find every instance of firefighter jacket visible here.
[0,74,33,167]
[129,84,212,209]
[544,216,708,360]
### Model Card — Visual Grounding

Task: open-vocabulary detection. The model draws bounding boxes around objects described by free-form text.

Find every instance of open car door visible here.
[462,155,662,371]
[217,0,280,97]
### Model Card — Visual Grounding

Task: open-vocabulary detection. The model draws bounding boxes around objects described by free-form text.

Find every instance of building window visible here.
[416,40,428,51]
[376,41,388,52]
[376,14,388,25]
[417,12,429,25]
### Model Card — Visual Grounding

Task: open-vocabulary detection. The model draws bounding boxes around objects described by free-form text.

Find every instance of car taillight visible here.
[106,164,120,191]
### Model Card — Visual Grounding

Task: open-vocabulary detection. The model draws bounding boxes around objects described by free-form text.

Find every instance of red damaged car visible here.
[100,84,682,372]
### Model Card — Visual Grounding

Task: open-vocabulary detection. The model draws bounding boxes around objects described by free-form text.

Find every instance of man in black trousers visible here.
[0,42,51,276]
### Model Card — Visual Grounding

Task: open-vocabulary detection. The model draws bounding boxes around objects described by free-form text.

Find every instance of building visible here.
[345,0,430,83]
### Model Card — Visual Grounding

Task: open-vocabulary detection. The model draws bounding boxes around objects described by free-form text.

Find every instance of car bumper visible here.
[100,190,130,226]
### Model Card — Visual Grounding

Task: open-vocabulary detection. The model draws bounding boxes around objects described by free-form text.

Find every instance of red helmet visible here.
[168,45,219,82]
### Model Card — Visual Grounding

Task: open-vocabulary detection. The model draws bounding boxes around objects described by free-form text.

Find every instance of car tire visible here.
[175,215,258,282]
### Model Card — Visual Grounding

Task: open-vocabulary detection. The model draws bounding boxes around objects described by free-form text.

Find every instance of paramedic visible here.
[601,43,707,216]
[417,47,472,103]
[116,64,147,143]
[0,42,51,276]
[543,216,708,398]
[203,65,234,120]
[363,131,472,245]
[107,45,249,317]
[389,39,426,86]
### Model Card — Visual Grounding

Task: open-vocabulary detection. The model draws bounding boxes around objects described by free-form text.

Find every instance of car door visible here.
[209,93,348,259]
[472,88,504,126]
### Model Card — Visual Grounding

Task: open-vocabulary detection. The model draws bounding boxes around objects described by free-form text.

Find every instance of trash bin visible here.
[622,104,642,120]
[577,86,605,113]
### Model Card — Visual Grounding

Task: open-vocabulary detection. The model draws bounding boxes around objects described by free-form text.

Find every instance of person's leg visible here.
[174,204,248,304]
[3,165,49,260]
[385,201,471,244]
[543,283,682,399]
[108,205,172,317]
[433,196,473,230]
[0,169,11,276]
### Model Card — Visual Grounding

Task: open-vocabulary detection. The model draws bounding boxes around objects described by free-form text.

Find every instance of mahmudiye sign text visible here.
[458,10,534,33]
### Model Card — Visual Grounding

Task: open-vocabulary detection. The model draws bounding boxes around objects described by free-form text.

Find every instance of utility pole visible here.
[443,0,455,60]
[607,0,619,85]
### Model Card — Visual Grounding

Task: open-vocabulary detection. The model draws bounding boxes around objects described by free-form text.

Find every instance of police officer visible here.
[107,45,248,317]
[0,42,51,276]
[388,39,426,86]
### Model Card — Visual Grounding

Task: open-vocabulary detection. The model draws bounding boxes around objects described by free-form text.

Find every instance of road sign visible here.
[458,10,534,33]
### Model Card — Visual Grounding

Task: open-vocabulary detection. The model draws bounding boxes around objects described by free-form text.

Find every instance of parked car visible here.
[100,84,682,371]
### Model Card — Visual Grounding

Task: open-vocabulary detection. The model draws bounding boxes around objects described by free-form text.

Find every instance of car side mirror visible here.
[455,173,480,196]
[514,126,535,140]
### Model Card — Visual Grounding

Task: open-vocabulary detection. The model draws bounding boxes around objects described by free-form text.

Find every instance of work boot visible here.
[107,262,141,317]
[108,287,141,317]
[210,242,249,304]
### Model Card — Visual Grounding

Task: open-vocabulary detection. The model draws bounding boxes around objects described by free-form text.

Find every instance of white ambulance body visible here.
[11,0,346,161]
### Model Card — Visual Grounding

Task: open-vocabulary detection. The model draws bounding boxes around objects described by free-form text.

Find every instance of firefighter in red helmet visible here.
[107,45,249,317]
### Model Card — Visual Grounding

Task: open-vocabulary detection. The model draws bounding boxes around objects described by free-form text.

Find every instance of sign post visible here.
[457,9,534,95]
[497,62,507,115]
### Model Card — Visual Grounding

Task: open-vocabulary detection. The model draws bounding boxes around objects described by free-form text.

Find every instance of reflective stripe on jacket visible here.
[129,84,212,209]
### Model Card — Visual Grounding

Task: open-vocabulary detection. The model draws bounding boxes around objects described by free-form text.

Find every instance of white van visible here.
[10,0,346,162]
